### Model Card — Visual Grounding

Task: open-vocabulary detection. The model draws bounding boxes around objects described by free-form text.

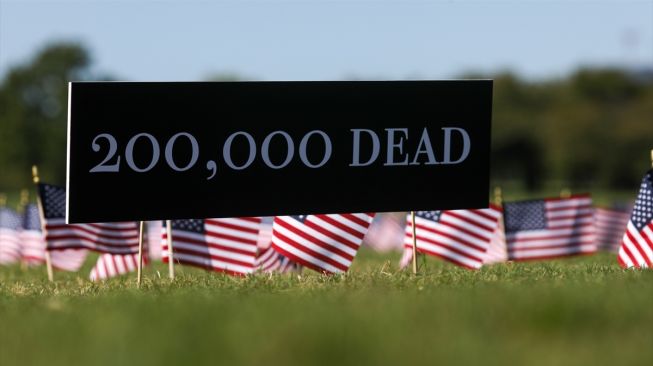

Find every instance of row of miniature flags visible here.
[0,169,651,280]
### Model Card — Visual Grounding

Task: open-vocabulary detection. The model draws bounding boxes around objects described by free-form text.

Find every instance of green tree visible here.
[0,42,91,189]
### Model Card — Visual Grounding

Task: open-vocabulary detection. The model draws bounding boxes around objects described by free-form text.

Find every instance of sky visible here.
[0,0,652,81]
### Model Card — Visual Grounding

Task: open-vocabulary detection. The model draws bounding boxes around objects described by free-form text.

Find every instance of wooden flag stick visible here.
[166,220,175,279]
[411,211,418,275]
[650,149,653,168]
[32,166,53,282]
[137,220,145,288]
[494,186,503,207]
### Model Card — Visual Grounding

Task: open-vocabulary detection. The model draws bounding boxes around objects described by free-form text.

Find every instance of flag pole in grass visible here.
[411,211,418,275]
[650,149,653,168]
[32,166,54,282]
[166,220,174,279]
[137,221,145,288]
[494,186,503,207]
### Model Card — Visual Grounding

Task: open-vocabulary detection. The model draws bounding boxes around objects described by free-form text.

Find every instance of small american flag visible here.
[618,171,653,268]
[595,206,631,253]
[38,183,139,254]
[403,206,503,270]
[90,253,146,281]
[20,204,46,265]
[271,213,375,274]
[162,217,261,275]
[0,208,22,264]
[505,195,595,261]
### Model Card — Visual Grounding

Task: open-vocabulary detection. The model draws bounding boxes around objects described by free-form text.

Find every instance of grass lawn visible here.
[0,250,652,366]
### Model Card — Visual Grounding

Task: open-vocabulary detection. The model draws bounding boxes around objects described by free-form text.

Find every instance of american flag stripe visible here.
[256,246,281,272]
[162,217,260,275]
[483,218,508,264]
[506,195,596,261]
[20,231,46,264]
[404,206,502,270]
[278,255,301,273]
[619,222,653,268]
[255,246,301,273]
[595,208,631,252]
[271,213,374,274]
[50,249,88,271]
[363,214,405,252]
[44,218,139,253]
[0,229,21,264]
[90,253,142,281]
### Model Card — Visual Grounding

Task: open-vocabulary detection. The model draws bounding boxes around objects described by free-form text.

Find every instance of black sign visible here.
[66,81,492,223]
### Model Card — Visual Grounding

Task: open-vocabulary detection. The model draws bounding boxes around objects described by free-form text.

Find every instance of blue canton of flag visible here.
[40,184,66,219]
[290,215,308,223]
[23,204,42,231]
[504,201,547,232]
[630,174,653,231]
[0,208,22,230]
[171,219,204,233]
[416,211,442,222]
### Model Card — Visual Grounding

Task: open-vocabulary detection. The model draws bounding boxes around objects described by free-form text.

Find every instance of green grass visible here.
[1,251,652,366]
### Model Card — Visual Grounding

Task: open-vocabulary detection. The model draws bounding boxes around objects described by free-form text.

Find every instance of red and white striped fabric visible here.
[595,207,631,253]
[43,220,140,254]
[618,171,653,268]
[50,249,88,272]
[0,208,22,265]
[256,246,281,272]
[257,246,301,273]
[403,206,503,270]
[255,246,300,273]
[483,218,508,264]
[20,232,45,265]
[363,213,405,252]
[162,217,261,275]
[271,213,375,274]
[147,221,163,260]
[505,195,596,261]
[38,183,140,254]
[90,253,144,281]
[257,221,273,250]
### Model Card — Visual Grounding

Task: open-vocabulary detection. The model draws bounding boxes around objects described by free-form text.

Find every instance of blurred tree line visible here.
[0,42,652,191]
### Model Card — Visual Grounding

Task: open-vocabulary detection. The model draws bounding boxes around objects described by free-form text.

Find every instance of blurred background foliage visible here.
[0,42,652,192]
